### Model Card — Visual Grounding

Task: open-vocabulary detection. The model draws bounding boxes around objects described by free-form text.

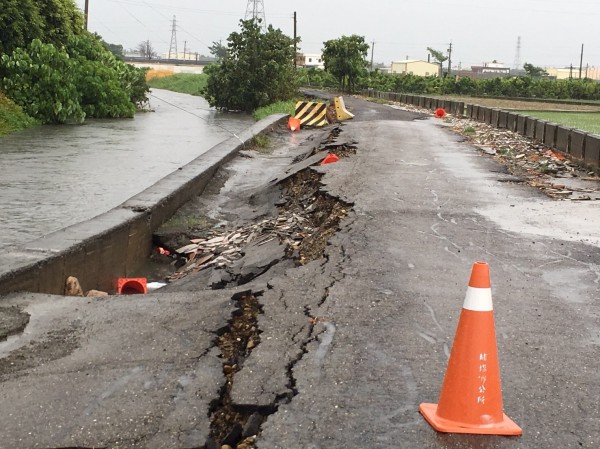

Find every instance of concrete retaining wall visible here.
[362,89,600,173]
[570,130,586,159]
[0,114,287,296]
[585,134,600,168]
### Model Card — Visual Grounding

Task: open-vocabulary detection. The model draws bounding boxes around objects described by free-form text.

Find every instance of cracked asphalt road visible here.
[1,96,599,449]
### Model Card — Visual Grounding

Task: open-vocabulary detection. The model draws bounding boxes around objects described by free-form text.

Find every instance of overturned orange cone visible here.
[419,262,522,435]
[321,153,340,165]
[116,278,147,295]
[288,116,301,132]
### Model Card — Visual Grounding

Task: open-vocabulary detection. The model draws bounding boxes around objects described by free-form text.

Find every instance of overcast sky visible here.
[76,0,600,69]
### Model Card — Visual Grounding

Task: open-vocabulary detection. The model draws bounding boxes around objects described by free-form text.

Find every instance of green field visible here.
[147,73,208,96]
[515,111,600,135]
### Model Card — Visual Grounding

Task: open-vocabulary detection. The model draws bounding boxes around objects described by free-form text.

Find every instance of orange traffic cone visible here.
[116,278,147,295]
[419,262,522,435]
[321,153,340,165]
[288,117,301,132]
[435,108,446,118]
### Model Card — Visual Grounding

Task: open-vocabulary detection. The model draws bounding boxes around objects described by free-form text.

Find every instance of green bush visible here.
[202,19,298,112]
[0,36,149,124]
[0,91,38,135]
[0,39,85,123]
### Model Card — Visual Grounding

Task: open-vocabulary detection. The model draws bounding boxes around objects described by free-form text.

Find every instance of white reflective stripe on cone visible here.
[463,286,493,312]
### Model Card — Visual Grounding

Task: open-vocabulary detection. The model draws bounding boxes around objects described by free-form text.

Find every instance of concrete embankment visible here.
[0,114,287,297]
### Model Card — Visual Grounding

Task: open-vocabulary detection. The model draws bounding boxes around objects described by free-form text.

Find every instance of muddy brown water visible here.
[0,89,254,250]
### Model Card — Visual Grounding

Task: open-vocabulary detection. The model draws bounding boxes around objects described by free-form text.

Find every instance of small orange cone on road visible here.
[419,261,522,435]
[116,278,147,295]
[435,108,446,118]
[288,117,301,132]
[321,153,340,165]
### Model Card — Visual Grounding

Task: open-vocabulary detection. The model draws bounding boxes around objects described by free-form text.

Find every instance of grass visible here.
[515,111,600,135]
[147,73,208,96]
[0,92,38,136]
[249,134,273,154]
[252,100,296,121]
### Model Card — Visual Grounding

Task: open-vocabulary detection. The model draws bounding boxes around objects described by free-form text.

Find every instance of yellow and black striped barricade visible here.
[334,96,355,121]
[294,101,328,127]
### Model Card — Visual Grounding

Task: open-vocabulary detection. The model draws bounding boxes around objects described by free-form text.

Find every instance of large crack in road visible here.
[171,127,357,449]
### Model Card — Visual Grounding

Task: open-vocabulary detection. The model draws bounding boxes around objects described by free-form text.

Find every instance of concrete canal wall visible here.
[363,89,600,173]
[0,114,287,296]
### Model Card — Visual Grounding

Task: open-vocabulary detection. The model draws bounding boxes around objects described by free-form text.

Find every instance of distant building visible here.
[161,51,204,61]
[471,61,510,76]
[545,66,600,80]
[390,60,440,77]
[297,53,325,69]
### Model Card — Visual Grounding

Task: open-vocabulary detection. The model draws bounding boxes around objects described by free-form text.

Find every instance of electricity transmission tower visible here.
[245,0,267,30]
[513,36,521,71]
[169,15,178,59]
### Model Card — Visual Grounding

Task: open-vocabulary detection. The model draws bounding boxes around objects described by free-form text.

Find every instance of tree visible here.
[322,35,369,92]
[137,40,157,60]
[203,19,298,112]
[427,47,447,64]
[523,63,548,78]
[104,41,124,59]
[0,0,84,55]
[209,40,228,61]
[0,0,44,54]
[427,47,447,76]
[37,0,85,47]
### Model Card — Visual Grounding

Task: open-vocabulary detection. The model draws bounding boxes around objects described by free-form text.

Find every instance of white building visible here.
[297,53,325,69]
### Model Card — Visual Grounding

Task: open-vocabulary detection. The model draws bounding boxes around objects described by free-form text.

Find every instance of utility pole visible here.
[293,11,297,69]
[579,43,584,79]
[447,42,453,77]
[183,41,187,60]
[84,0,90,30]
[370,41,375,71]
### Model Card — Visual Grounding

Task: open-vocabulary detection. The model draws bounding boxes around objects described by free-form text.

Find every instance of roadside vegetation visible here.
[0,92,38,135]
[0,0,149,125]
[252,100,296,121]
[298,64,600,102]
[361,71,600,101]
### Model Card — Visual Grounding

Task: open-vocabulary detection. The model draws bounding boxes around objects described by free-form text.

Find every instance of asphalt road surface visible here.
[0,96,598,449]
